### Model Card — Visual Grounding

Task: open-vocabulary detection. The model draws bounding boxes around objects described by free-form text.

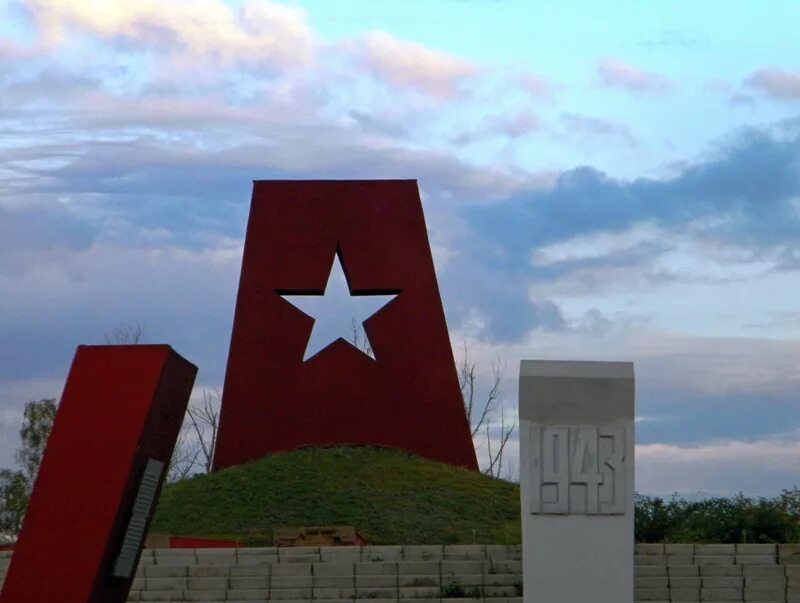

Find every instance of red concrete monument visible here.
[0,345,197,603]
[213,180,478,471]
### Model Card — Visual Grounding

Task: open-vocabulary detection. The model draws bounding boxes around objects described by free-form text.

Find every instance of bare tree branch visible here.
[166,389,221,482]
[187,389,220,473]
[349,318,373,357]
[460,345,505,438]
[167,428,201,483]
[456,342,517,478]
[104,323,145,344]
[485,403,518,478]
[459,342,476,431]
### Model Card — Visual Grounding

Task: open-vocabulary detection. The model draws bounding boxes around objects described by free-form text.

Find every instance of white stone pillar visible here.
[519,360,634,603]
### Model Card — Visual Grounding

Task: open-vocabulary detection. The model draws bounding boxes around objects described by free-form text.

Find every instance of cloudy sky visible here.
[1,0,799,497]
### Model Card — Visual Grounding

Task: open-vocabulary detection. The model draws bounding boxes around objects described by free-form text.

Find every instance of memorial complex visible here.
[1,180,797,603]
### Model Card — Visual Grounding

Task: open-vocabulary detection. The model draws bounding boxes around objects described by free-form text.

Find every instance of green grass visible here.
[151,446,521,545]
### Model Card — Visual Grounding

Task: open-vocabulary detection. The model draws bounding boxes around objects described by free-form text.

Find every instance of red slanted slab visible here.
[0,345,197,603]
[214,180,478,471]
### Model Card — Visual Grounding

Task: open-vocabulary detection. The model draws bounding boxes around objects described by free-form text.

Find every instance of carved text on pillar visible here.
[528,424,627,515]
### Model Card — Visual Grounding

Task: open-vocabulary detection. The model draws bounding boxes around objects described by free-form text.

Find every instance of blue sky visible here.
[0,0,799,496]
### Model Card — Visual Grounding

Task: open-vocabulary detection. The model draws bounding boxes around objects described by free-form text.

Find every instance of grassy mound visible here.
[152,446,521,545]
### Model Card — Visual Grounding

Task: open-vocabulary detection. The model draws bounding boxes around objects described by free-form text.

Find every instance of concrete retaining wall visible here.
[1,543,799,602]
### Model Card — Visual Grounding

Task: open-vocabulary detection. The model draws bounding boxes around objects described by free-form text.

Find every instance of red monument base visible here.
[0,345,197,603]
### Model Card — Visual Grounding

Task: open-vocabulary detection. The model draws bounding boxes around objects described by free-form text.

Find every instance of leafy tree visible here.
[779,487,800,519]
[634,490,800,543]
[0,398,58,541]
[16,399,58,484]
[0,469,28,541]
[635,493,680,542]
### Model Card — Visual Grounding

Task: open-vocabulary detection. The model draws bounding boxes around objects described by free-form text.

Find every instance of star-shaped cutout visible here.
[279,250,399,361]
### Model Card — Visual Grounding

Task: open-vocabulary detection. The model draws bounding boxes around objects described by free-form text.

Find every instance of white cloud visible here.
[532,221,776,282]
[746,68,800,102]
[348,31,477,99]
[2,1,524,191]
[452,319,800,422]
[637,438,800,496]
[532,222,663,266]
[0,238,244,389]
[517,73,554,98]
[452,111,539,145]
[627,332,800,398]
[560,113,637,147]
[596,58,671,94]
[528,221,800,342]
[23,0,314,68]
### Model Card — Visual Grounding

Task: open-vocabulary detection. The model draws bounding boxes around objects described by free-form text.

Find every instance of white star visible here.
[279,251,398,361]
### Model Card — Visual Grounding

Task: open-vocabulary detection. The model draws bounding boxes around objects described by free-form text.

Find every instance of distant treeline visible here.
[635,489,800,543]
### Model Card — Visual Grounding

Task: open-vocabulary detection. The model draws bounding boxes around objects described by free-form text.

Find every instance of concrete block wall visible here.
[1,544,800,602]
[0,545,522,603]
[635,543,800,602]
